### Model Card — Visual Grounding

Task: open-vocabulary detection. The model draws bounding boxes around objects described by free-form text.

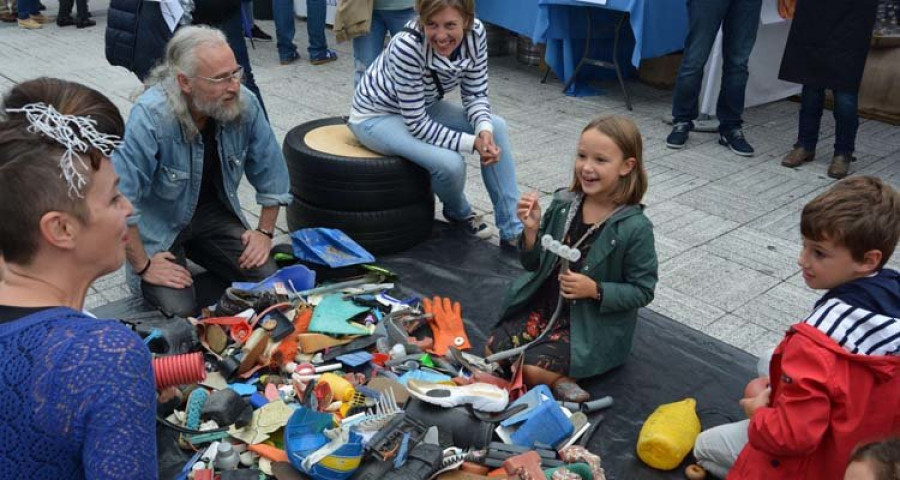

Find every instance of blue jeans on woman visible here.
[671,0,762,132]
[349,102,523,241]
[352,8,415,87]
[273,0,300,62]
[797,86,859,155]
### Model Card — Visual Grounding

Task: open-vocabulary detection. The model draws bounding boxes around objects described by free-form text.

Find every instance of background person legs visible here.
[352,7,415,87]
[670,0,731,129]
[217,9,269,117]
[306,0,337,64]
[273,0,301,64]
[715,0,763,135]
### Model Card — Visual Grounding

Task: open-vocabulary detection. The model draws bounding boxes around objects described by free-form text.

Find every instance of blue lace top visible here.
[0,307,157,479]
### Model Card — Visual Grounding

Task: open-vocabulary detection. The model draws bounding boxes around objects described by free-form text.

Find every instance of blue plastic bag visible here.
[291,228,375,268]
[231,264,316,292]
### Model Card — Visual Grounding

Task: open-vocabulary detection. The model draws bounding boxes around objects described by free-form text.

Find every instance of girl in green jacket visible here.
[488,116,658,403]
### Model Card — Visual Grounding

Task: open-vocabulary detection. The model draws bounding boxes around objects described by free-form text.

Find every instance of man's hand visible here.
[474,131,501,166]
[239,229,272,269]
[558,269,599,300]
[141,252,193,289]
[740,386,771,419]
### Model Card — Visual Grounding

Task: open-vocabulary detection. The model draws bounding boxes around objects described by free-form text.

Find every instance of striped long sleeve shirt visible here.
[350,19,493,154]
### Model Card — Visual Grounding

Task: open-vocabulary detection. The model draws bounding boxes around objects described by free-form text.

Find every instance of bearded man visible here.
[113,25,290,317]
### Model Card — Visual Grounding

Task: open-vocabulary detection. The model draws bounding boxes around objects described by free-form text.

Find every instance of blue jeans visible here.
[352,8,415,87]
[17,0,37,18]
[272,0,299,61]
[218,10,268,118]
[671,0,762,132]
[306,0,329,59]
[348,102,523,241]
[797,86,859,155]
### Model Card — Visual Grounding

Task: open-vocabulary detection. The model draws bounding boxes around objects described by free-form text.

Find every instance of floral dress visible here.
[487,202,604,375]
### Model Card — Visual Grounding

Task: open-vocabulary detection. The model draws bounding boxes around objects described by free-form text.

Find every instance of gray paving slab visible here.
[659,249,782,313]
[735,281,820,334]
[646,201,740,248]
[703,314,777,357]
[4,3,900,356]
[702,227,801,280]
[648,284,726,332]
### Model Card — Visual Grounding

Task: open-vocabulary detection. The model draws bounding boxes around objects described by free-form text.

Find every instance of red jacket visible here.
[728,323,900,479]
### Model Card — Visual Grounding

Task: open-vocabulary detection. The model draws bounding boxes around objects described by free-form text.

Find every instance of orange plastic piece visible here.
[294,307,313,333]
[249,443,289,463]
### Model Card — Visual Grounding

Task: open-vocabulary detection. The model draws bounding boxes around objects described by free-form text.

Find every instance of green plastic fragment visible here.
[419,354,434,368]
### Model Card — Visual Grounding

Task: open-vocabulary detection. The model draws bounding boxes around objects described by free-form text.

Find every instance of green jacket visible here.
[499,191,658,378]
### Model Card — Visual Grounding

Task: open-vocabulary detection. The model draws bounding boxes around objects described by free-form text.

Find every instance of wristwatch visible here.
[256,227,274,239]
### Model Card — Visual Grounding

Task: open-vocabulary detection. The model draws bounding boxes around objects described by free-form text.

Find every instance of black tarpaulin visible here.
[377,223,757,480]
[94,222,759,480]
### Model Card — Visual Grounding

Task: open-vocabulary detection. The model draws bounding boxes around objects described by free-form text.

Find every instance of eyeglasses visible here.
[195,66,244,84]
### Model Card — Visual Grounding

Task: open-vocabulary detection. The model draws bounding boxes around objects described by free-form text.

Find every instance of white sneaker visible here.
[407,380,509,412]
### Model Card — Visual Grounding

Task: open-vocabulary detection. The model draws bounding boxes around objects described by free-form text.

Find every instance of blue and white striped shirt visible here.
[350,19,493,154]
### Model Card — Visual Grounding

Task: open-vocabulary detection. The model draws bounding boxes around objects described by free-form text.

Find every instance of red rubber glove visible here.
[422,296,472,355]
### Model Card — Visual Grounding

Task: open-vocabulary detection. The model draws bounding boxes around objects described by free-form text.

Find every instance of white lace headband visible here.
[5,102,122,198]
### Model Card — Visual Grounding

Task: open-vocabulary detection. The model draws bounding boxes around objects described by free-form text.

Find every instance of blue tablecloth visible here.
[535,0,689,95]
[476,0,540,37]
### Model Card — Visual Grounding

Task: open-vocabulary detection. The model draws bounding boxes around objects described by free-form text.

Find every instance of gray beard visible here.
[193,94,242,123]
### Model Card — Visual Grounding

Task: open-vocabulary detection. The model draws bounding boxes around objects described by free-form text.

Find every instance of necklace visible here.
[564,195,624,251]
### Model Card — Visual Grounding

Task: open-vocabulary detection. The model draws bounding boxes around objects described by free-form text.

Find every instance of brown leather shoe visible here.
[827,154,855,179]
[781,146,815,168]
[552,379,589,403]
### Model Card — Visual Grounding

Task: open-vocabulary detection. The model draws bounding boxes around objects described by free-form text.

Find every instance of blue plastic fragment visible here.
[393,432,410,469]
[336,351,373,368]
[228,383,257,396]
[397,369,452,386]
[249,392,270,409]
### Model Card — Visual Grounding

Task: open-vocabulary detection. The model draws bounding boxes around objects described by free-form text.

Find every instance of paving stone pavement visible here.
[2,2,899,357]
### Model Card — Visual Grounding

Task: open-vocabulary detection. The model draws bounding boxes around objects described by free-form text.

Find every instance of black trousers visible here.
[58,0,87,19]
[141,201,277,318]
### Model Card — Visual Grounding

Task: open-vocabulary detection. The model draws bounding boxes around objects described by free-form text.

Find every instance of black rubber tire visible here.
[286,195,435,255]
[283,117,431,212]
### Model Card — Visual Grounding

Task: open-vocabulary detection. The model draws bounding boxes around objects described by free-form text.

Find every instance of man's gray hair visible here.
[145,25,230,138]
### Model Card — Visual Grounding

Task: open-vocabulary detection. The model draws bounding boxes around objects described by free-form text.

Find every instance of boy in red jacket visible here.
[693,176,900,479]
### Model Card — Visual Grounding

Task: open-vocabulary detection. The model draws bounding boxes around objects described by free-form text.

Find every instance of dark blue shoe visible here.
[666,121,693,149]
[310,49,338,65]
[719,129,755,157]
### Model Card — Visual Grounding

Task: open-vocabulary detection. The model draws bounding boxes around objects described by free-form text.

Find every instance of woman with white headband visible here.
[0,78,157,479]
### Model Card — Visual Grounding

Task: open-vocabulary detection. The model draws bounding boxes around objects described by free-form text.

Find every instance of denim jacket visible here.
[112,84,291,261]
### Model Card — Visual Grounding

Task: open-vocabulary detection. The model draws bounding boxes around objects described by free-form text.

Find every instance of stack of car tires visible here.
[282,117,434,255]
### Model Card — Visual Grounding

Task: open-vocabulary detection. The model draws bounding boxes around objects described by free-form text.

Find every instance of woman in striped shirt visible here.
[349,0,523,248]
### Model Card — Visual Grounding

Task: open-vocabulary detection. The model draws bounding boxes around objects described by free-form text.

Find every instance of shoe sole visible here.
[407,380,508,412]
[719,138,754,157]
[310,58,337,66]
[665,141,686,150]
